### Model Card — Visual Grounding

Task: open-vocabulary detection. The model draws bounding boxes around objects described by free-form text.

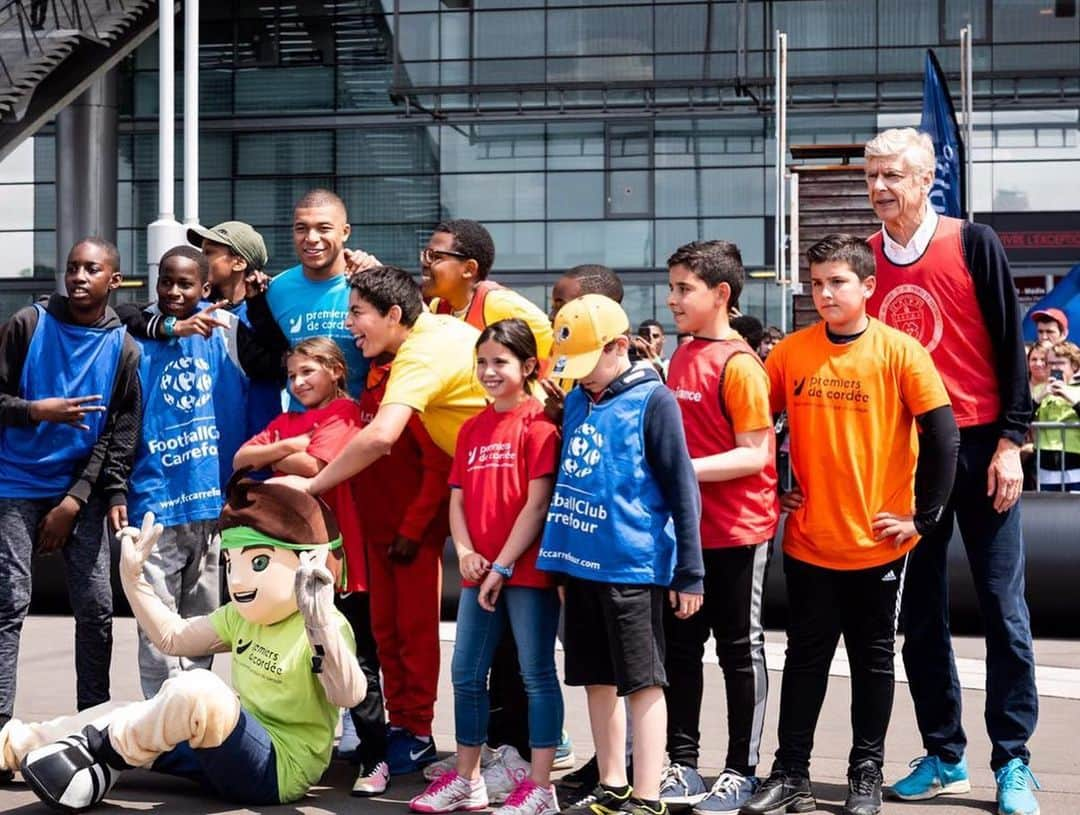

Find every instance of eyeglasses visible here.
[420,247,469,265]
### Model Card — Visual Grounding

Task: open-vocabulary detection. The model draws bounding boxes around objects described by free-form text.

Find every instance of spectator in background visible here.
[1032,307,1068,345]
[1032,341,1080,492]
[548,264,625,325]
[638,320,667,359]
[758,326,784,361]
[1027,342,1052,405]
[730,315,764,354]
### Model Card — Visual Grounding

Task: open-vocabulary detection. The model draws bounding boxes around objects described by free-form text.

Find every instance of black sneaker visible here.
[843,760,883,815]
[619,797,668,815]
[559,755,600,794]
[739,769,815,814]
[562,783,634,815]
[0,768,13,785]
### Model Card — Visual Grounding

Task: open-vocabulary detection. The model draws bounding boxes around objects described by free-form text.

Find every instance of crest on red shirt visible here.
[879,284,944,352]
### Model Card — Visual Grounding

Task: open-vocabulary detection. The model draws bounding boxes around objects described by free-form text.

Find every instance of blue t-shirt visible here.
[265,265,368,408]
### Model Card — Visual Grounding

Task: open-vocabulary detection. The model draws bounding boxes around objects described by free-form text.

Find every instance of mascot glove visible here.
[295,548,334,631]
[118,512,164,583]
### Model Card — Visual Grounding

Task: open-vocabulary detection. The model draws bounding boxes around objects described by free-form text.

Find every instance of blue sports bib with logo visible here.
[129,310,249,525]
[538,380,677,585]
[0,305,126,498]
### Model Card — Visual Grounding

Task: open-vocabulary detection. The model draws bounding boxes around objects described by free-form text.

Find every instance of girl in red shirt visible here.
[233,337,389,794]
[410,319,562,815]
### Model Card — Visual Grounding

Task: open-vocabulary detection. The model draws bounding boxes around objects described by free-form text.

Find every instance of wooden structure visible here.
[788,144,880,330]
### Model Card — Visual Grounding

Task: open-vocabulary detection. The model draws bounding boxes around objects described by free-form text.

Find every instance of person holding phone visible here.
[1033,341,1080,491]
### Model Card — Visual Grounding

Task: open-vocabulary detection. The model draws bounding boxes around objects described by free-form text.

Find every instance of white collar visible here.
[881,208,939,265]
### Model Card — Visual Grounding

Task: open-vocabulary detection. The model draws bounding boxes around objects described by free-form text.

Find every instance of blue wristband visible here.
[491,562,514,579]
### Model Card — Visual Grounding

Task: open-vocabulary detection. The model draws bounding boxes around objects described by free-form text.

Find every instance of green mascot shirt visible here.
[209,603,357,802]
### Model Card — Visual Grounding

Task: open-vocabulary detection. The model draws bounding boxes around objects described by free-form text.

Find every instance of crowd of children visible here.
[0,179,1044,815]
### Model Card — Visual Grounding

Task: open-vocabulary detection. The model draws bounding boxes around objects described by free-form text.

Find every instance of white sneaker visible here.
[410,770,489,813]
[424,745,500,782]
[352,760,390,797]
[484,745,532,804]
[493,779,559,815]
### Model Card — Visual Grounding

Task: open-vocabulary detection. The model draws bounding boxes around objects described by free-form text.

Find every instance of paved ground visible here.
[2,616,1078,814]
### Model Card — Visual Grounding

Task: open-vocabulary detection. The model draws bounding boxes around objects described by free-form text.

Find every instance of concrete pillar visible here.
[55,70,119,293]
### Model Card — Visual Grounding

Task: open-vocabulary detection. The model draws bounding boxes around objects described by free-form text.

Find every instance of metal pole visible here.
[775,30,788,331]
[55,71,118,293]
[962,23,974,222]
[147,1,185,293]
[789,172,800,295]
[183,0,199,226]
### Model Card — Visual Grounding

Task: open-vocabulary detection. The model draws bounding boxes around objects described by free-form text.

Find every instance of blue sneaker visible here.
[995,758,1040,815]
[387,728,438,776]
[890,754,970,800]
[659,763,708,806]
[336,711,360,760]
[692,769,758,815]
[553,730,576,771]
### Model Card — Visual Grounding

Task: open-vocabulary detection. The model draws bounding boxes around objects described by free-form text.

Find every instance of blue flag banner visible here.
[920,49,965,218]
[1023,263,1080,343]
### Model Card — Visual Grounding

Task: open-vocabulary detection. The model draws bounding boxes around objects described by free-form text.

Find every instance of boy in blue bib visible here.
[0,238,141,749]
[115,246,250,698]
[538,295,704,815]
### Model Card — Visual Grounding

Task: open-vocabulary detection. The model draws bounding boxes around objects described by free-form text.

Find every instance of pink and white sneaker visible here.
[409,770,490,813]
[493,778,559,815]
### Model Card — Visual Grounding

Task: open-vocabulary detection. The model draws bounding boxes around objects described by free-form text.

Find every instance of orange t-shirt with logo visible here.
[765,319,950,570]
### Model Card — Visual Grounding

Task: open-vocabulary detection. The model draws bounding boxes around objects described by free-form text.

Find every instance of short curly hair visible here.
[1050,341,1080,372]
[434,219,496,280]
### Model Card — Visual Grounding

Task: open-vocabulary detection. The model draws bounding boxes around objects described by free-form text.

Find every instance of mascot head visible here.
[217,475,343,625]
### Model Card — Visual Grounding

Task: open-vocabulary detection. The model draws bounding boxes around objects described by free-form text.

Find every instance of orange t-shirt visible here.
[765,319,950,570]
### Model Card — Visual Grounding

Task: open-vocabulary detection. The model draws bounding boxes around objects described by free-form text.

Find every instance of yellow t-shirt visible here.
[481,288,554,360]
[765,318,950,570]
[430,286,554,360]
[382,312,488,456]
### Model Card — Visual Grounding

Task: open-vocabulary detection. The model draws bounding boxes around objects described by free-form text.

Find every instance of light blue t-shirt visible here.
[264,265,368,408]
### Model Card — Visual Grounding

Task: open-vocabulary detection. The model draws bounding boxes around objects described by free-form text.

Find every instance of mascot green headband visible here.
[220,525,343,552]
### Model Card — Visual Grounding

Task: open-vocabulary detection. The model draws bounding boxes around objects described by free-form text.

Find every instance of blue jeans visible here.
[0,496,112,723]
[151,708,280,804]
[451,586,562,749]
[900,426,1038,770]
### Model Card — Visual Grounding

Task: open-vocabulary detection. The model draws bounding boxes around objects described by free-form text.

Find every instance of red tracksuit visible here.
[355,360,451,736]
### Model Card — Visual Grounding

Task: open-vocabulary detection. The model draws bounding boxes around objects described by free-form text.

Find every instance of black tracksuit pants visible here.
[664,543,770,776]
[774,553,907,776]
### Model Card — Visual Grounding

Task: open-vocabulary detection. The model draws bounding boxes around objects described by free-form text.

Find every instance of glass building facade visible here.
[1,0,1079,326]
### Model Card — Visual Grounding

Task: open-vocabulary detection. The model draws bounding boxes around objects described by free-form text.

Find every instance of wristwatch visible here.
[163,316,177,337]
[491,562,514,579]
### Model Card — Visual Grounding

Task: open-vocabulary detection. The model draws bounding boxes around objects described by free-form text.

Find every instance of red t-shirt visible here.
[353,360,452,547]
[449,399,559,589]
[242,398,367,592]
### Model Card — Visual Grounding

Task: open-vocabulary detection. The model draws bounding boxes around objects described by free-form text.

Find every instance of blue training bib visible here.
[0,305,125,499]
[128,311,249,525]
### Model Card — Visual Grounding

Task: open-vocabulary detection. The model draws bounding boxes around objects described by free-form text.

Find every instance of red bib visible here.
[667,338,779,548]
[432,280,504,331]
[868,216,999,429]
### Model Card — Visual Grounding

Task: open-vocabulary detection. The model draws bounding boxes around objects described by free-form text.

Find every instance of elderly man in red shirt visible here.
[862,127,1038,815]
